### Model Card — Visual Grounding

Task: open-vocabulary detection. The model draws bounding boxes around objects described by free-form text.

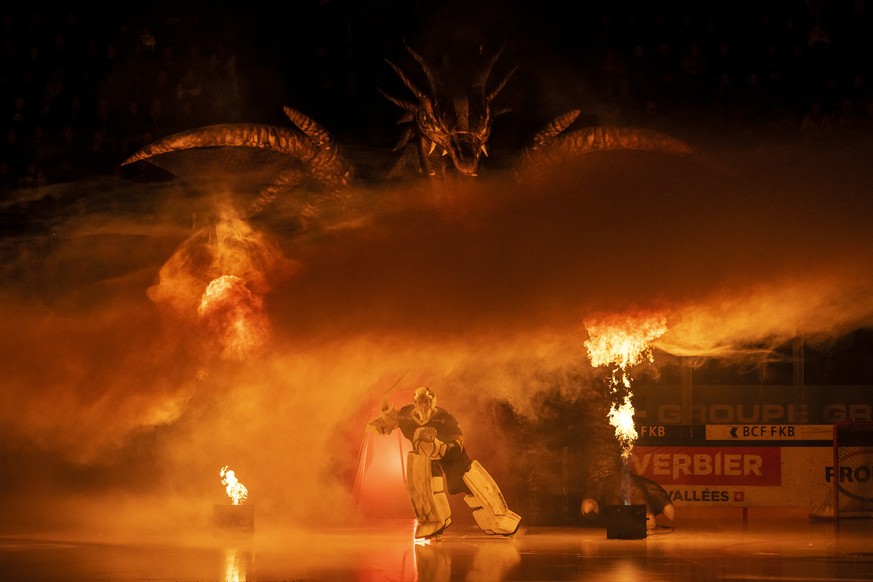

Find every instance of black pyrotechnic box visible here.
[214,504,255,536]
[605,504,647,539]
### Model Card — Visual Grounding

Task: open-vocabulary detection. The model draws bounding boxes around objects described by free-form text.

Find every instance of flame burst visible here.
[198,275,270,360]
[220,465,249,505]
[584,313,667,459]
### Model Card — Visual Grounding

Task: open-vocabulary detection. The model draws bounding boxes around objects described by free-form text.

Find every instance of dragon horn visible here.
[377,87,418,113]
[488,65,517,102]
[467,43,516,103]
[403,40,441,95]
[384,57,428,103]
[477,45,503,85]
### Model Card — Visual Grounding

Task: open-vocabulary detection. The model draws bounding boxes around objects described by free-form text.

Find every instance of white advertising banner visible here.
[629,445,832,507]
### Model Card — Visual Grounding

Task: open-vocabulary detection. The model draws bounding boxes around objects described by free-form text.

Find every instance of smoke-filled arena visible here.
[1,2,873,580]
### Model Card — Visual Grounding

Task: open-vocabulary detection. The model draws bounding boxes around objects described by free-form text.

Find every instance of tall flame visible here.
[584,313,667,459]
[220,465,249,505]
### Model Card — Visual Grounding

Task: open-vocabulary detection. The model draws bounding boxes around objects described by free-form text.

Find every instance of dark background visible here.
[2,0,872,190]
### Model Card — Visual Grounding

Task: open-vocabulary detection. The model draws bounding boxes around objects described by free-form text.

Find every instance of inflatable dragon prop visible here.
[123,43,682,526]
[123,43,690,213]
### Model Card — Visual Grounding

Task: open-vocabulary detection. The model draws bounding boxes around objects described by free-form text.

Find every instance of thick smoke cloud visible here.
[2,128,871,541]
[2,0,872,542]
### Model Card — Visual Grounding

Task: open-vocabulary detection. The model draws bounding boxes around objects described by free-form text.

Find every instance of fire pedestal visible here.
[214,504,255,537]
[605,504,647,539]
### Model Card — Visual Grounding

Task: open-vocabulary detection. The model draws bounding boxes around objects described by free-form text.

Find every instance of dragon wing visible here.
[519,109,693,173]
[122,108,353,216]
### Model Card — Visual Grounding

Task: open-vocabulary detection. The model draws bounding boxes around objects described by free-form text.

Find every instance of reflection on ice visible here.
[412,536,522,582]
[2,515,873,581]
[223,546,251,582]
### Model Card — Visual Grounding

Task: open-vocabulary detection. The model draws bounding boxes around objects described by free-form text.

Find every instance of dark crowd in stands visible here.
[1,2,872,198]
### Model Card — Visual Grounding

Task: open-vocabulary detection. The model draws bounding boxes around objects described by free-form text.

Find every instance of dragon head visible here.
[383,43,515,178]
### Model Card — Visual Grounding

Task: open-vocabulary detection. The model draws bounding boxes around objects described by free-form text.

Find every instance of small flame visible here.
[585,313,667,459]
[220,465,249,505]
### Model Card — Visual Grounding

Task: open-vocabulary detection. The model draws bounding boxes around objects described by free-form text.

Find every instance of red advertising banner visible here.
[628,446,782,486]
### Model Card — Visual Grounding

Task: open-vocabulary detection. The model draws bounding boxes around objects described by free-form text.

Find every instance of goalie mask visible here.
[413,386,436,423]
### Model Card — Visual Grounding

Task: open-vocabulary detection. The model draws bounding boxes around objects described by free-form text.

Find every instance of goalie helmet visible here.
[413,386,436,422]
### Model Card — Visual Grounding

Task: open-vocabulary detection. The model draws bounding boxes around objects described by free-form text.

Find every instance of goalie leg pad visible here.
[462,460,521,536]
[406,451,452,538]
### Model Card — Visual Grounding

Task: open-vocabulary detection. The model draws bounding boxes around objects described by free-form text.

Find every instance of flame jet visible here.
[582,312,675,526]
